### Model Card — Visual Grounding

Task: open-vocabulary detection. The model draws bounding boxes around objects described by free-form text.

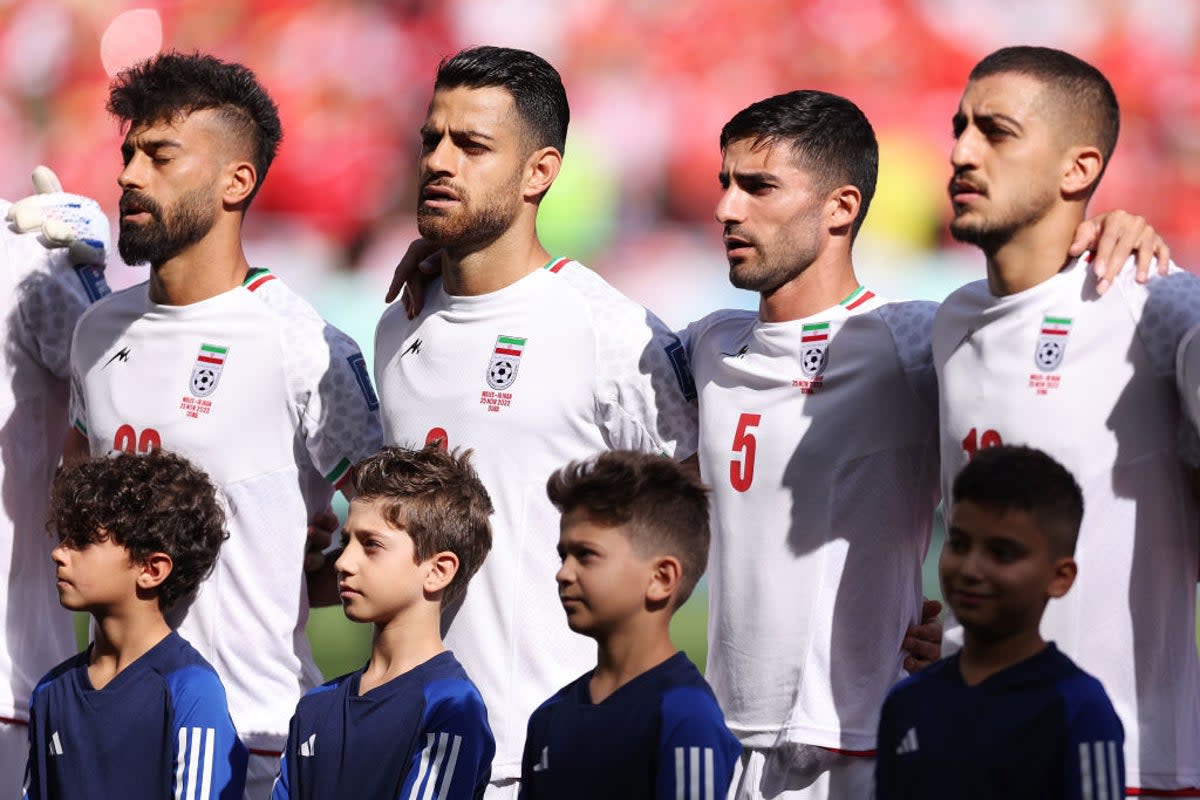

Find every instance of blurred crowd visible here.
[3,0,1199,333]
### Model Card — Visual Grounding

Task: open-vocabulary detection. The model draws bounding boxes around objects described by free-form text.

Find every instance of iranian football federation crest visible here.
[486,335,526,390]
[1034,316,1072,372]
[189,343,228,397]
[800,322,830,377]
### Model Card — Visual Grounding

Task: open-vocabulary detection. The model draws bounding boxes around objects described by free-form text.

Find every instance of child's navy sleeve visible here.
[398,679,495,800]
[166,665,249,800]
[1059,675,1124,800]
[269,713,298,800]
[518,708,546,800]
[655,686,741,800]
[874,691,903,800]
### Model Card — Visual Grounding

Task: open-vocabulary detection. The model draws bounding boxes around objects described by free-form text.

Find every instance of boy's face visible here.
[335,498,432,624]
[555,510,659,638]
[940,500,1076,640]
[51,536,142,613]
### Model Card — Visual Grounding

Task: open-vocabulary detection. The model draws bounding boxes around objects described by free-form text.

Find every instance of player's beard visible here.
[118,185,218,267]
[949,183,1057,253]
[727,219,822,295]
[416,172,523,255]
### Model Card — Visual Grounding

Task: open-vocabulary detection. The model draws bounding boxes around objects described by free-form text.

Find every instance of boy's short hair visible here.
[49,451,228,611]
[546,450,710,608]
[351,445,493,607]
[951,445,1084,556]
[107,51,283,205]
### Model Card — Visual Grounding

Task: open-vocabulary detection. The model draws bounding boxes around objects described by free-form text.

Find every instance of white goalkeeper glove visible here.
[6,166,109,267]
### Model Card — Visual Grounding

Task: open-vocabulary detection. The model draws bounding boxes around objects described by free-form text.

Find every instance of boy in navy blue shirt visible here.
[24,451,245,799]
[272,445,495,799]
[875,445,1124,799]
[520,451,740,800]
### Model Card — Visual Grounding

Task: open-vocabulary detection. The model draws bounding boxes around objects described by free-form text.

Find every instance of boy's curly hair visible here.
[49,451,228,610]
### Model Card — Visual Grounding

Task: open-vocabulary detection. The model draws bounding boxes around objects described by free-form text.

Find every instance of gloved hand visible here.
[6,166,109,266]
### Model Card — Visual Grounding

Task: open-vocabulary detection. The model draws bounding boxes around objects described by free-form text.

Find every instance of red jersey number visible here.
[729,413,762,493]
[961,427,1003,459]
[113,424,161,454]
[425,427,449,451]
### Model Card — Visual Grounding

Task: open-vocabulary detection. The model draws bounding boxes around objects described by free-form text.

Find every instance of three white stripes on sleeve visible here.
[174,726,216,800]
[1078,740,1121,800]
[674,746,716,800]
[409,731,464,800]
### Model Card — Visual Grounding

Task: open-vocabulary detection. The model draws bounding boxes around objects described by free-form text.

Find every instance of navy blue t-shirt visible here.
[24,630,247,799]
[876,643,1124,800]
[271,650,493,800]
[519,651,740,800]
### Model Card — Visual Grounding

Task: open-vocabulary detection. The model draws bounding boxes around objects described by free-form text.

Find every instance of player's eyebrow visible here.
[719,169,778,187]
[954,110,1025,134]
[420,125,496,142]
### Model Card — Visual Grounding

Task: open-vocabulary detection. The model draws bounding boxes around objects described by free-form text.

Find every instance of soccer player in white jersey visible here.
[0,172,109,798]
[686,88,1173,800]
[935,46,1200,795]
[372,47,698,799]
[65,52,383,799]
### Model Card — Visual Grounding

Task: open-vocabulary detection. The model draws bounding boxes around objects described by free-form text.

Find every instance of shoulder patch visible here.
[665,339,697,401]
[347,352,380,411]
[243,268,276,292]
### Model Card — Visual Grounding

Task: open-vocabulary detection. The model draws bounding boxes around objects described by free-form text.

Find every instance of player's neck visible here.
[440,223,550,297]
[88,606,171,690]
[589,619,676,704]
[982,208,1083,297]
[359,607,446,694]
[147,229,251,306]
[758,250,860,323]
[958,627,1047,687]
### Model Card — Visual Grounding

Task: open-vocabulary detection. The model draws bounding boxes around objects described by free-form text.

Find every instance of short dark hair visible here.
[351,445,493,607]
[434,45,569,154]
[107,51,283,205]
[970,46,1119,186]
[720,90,878,238]
[49,451,228,611]
[546,451,709,608]
[951,445,1084,556]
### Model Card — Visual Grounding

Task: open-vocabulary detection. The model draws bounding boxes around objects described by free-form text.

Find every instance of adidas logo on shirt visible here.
[532,746,550,773]
[674,746,718,800]
[299,733,316,757]
[48,731,64,756]
[896,727,919,755]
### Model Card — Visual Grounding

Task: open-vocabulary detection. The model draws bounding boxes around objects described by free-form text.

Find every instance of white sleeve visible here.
[595,305,698,460]
[877,300,939,415]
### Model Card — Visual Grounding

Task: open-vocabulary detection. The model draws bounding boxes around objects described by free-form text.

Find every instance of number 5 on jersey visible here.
[730,413,762,492]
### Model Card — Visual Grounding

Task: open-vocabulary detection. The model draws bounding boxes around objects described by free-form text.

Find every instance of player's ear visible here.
[424,551,460,596]
[826,184,861,236]
[1060,145,1103,198]
[1046,556,1077,599]
[523,146,562,202]
[137,552,174,590]
[646,555,682,607]
[222,160,257,209]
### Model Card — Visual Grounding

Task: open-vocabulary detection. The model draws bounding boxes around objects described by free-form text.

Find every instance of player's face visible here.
[940,500,1074,641]
[117,110,224,267]
[335,498,431,625]
[948,73,1065,250]
[555,510,654,639]
[416,86,528,254]
[51,535,141,613]
[715,137,826,295]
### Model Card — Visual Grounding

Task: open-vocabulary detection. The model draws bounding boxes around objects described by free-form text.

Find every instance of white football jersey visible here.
[934,256,1200,791]
[684,289,940,752]
[0,204,108,724]
[374,258,698,777]
[69,269,383,751]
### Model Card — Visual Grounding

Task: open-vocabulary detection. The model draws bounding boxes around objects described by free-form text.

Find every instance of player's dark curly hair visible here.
[969,46,1119,192]
[49,451,228,611]
[952,445,1084,556]
[547,451,710,608]
[107,51,283,206]
[435,45,569,155]
[352,445,494,607]
[720,90,878,239]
